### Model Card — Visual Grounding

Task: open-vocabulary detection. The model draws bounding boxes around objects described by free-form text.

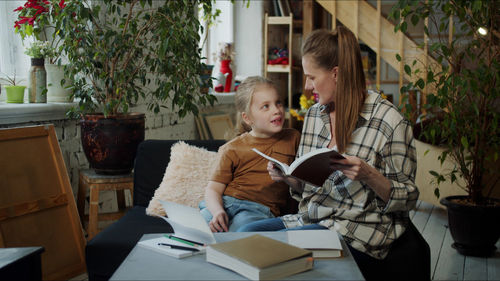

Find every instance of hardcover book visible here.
[252,147,345,186]
[207,234,313,280]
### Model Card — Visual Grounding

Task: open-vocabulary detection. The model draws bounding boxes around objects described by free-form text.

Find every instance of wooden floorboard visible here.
[413,201,500,281]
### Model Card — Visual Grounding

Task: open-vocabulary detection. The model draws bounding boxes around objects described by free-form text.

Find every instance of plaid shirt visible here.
[282,91,419,259]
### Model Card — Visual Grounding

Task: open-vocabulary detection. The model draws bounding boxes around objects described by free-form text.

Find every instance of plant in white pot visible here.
[14,0,73,103]
[53,0,217,174]
[391,0,499,256]
[0,71,26,104]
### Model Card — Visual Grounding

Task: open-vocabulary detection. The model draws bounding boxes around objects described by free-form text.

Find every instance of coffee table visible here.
[110,232,364,280]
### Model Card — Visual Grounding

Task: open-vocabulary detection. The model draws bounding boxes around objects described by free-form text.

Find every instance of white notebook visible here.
[287,229,343,258]
[138,236,205,259]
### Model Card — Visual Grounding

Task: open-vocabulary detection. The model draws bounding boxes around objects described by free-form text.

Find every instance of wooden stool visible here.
[77,169,134,240]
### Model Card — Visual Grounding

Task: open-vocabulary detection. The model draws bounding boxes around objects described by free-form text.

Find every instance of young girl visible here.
[198,76,300,232]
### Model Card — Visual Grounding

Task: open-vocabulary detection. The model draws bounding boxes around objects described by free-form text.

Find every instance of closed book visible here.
[206,234,313,280]
[138,236,205,259]
[252,147,345,187]
[287,230,343,258]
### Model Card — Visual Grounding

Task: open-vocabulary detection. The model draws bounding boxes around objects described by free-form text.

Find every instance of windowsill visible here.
[0,102,77,125]
[0,92,235,125]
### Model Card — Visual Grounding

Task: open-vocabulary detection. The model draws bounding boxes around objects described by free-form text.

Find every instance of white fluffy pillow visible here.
[146,141,220,217]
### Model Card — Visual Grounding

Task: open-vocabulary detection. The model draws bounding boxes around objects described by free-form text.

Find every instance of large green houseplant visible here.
[55,0,217,174]
[391,0,499,256]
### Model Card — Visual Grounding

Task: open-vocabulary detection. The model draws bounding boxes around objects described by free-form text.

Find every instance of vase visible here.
[46,64,73,103]
[200,64,214,94]
[4,85,26,103]
[220,59,233,92]
[28,58,47,103]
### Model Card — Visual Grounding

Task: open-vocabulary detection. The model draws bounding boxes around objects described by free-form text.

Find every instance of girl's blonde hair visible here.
[234,76,276,136]
[302,26,366,153]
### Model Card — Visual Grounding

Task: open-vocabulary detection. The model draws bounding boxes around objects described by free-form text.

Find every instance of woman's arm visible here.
[330,157,391,202]
[330,119,418,210]
[204,181,229,232]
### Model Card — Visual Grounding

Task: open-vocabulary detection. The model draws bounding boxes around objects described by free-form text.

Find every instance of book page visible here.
[252,148,290,174]
[159,200,216,244]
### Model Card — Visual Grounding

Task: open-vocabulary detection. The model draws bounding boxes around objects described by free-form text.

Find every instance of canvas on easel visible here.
[0,125,86,280]
[204,114,234,140]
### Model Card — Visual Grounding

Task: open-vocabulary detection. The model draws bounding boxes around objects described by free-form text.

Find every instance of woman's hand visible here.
[330,155,391,202]
[209,210,229,232]
[267,162,303,192]
[330,155,369,181]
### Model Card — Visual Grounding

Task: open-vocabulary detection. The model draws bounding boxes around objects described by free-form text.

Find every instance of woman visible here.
[240,26,430,281]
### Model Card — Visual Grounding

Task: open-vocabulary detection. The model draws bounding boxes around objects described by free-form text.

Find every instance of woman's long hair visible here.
[302,26,366,153]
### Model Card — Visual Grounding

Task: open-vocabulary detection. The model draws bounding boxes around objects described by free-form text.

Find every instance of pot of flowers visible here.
[0,71,26,104]
[391,0,500,257]
[14,0,72,103]
[51,0,217,174]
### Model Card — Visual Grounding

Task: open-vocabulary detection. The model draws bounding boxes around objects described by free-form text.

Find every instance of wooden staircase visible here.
[316,0,439,111]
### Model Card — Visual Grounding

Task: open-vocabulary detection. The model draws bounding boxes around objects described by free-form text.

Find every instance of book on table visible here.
[287,229,343,258]
[206,234,313,280]
[252,147,345,186]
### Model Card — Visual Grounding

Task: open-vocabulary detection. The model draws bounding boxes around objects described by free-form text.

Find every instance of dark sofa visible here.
[85,139,226,281]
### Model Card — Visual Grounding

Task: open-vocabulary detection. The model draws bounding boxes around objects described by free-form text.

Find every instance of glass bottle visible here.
[28,58,47,103]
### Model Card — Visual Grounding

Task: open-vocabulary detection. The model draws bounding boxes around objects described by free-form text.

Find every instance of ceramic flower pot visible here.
[80,113,145,175]
[45,64,73,103]
[4,85,26,103]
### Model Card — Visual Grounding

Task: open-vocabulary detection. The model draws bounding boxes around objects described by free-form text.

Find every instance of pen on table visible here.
[166,235,205,246]
[157,243,200,252]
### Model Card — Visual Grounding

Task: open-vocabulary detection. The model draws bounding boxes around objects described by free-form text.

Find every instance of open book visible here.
[206,234,313,280]
[287,229,343,258]
[137,200,215,259]
[252,147,345,186]
[158,200,216,245]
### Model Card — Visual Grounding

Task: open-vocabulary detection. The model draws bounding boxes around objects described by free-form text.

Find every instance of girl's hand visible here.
[209,210,229,232]
[267,161,287,182]
[267,162,303,191]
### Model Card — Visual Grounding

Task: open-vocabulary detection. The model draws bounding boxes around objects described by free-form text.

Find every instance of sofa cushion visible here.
[133,140,226,207]
[86,206,173,281]
[146,141,220,216]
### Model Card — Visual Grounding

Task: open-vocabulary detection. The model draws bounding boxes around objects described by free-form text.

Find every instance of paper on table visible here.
[159,200,216,244]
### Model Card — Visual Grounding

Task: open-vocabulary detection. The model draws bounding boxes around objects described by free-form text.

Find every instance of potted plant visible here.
[53,0,217,174]
[391,0,499,256]
[0,71,26,104]
[14,0,73,102]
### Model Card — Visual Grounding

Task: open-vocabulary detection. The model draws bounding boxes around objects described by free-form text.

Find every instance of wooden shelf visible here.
[268,16,293,25]
[266,64,291,73]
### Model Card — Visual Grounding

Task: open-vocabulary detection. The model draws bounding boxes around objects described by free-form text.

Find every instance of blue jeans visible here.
[199,196,275,232]
[237,217,328,232]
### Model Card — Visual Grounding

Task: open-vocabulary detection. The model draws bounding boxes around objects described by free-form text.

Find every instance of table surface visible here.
[111,232,364,280]
[0,247,44,269]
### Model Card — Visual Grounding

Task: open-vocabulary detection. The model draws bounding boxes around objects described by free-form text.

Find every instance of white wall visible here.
[234,1,264,78]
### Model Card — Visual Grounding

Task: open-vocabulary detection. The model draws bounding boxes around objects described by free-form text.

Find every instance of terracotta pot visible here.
[80,113,145,175]
[440,195,500,257]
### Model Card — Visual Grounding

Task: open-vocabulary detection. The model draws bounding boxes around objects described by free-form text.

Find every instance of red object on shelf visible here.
[220,59,233,92]
[268,57,289,65]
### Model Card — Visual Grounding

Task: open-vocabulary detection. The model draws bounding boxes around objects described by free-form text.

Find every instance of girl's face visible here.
[302,55,338,105]
[243,85,284,138]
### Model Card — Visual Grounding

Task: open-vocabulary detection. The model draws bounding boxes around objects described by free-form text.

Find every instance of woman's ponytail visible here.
[335,26,366,153]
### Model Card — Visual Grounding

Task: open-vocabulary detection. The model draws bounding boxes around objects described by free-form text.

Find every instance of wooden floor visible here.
[411,201,500,280]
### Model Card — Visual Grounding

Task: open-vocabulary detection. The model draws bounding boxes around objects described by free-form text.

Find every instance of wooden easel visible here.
[0,125,86,280]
